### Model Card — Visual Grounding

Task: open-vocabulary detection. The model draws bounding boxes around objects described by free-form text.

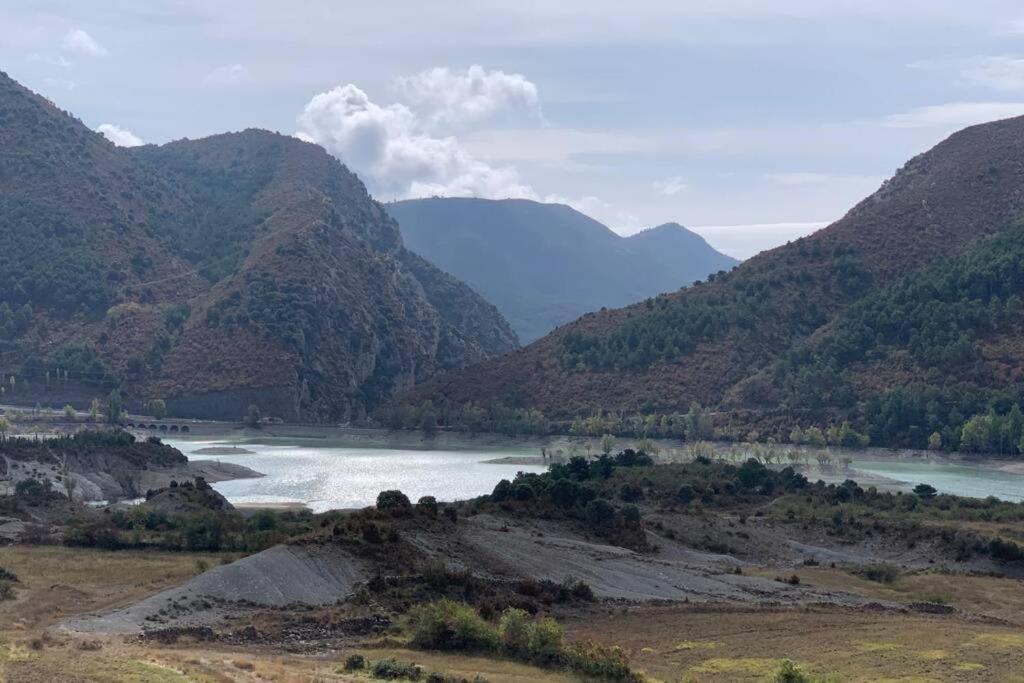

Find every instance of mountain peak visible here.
[386,197,737,342]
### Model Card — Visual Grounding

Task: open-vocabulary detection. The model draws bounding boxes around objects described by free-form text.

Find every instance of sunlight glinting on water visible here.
[168,438,546,513]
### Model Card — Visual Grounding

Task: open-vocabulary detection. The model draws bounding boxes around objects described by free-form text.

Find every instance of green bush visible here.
[417,496,439,517]
[371,658,422,680]
[407,599,500,652]
[526,617,564,663]
[344,654,367,671]
[854,562,900,584]
[498,608,531,655]
[564,641,641,683]
[377,490,413,514]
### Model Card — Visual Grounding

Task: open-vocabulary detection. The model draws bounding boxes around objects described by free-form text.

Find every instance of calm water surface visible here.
[167,435,1024,510]
[853,458,1024,502]
[167,436,545,512]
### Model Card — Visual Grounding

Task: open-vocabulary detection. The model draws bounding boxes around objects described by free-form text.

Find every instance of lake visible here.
[852,458,1024,502]
[167,434,1024,511]
[167,436,546,512]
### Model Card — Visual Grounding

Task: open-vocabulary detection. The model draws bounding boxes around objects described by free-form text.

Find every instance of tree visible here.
[63,404,75,420]
[0,415,8,441]
[927,431,942,451]
[59,455,77,501]
[684,402,714,441]
[244,404,261,428]
[149,399,167,420]
[804,426,826,447]
[1007,404,1024,454]
[103,390,122,424]
[418,400,438,434]
[913,483,938,499]
[89,398,101,422]
[788,426,804,445]
[600,433,616,456]
[376,489,412,514]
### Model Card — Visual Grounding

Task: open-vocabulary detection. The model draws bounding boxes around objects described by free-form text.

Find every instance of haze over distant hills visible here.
[0,72,517,422]
[386,198,738,342]
[405,115,1024,450]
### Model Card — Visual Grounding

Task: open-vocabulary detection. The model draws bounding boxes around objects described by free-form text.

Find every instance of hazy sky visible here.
[3,2,1024,258]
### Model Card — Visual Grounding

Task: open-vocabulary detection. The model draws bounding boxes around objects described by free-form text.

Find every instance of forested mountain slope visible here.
[0,72,517,421]
[402,116,1024,447]
[387,198,738,342]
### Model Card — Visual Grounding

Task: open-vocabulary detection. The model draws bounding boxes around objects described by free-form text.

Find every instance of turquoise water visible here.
[167,437,544,513]
[852,459,1024,502]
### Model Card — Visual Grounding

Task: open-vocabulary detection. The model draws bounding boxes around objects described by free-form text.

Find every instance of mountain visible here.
[401,116,1024,448]
[0,72,517,421]
[385,198,738,342]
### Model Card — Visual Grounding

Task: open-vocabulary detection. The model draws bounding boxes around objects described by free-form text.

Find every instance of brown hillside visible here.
[409,116,1024,421]
[0,72,517,421]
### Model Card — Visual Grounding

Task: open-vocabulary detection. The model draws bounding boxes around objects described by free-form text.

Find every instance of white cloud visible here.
[653,176,688,196]
[63,28,107,57]
[766,172,830,185]
[394,64,542,127]
[882,102,1024,129]
[296,83,533,199]
[96,123,144,147]
[961,56,1024,91]
[205,63,250,85]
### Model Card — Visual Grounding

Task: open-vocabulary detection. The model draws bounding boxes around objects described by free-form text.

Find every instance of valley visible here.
[3,11,1024,680]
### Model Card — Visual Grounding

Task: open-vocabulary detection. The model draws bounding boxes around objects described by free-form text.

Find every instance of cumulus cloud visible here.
[882,101,1024,128]
[205,63,250,85]
[96,123,143,147]
[63,28,107,57]
[296,68,635,228]
[653,176,688,196]
[394,65,542,127]
[296,83,533,199]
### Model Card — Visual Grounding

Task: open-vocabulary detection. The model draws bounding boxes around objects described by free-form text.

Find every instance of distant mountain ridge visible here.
[402,115,1024,448]
[0,72,517,421]
[386,198,738,342]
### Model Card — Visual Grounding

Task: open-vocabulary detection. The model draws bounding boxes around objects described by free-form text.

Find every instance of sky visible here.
[3,2,1024,259]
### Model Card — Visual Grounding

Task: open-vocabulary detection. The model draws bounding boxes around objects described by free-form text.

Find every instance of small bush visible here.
[773,659,810,683]
[372,658,422,680]
[564,641,641,683]
[377,490,413,514]
[526,617,564,663]
[344,653,367,671]
[418,496,439,517]
[0,581,14,601]
[498,608,532,655]
[854,563,900,584]
[0,567,19,583]
[408,599,500,652]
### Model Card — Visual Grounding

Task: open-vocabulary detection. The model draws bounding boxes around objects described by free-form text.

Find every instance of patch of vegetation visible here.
[62,502,315,553]
[853,563,901,584]
[406,599,641,682]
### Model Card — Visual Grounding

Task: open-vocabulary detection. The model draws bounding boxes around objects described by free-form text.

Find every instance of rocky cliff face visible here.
[0,72,517,421]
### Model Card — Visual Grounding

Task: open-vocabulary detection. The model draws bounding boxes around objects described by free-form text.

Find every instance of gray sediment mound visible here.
[62,543,369,634]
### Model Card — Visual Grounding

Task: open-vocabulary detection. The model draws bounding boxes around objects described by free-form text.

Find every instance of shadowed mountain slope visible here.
[0,72,517,421]
[387,198,738,342]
